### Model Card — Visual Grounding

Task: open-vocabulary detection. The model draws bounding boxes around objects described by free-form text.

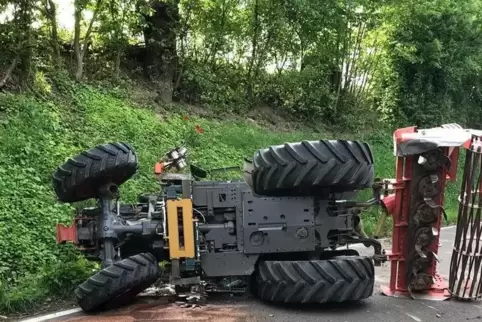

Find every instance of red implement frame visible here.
[56,216,94,244]
[381,126,460,300]
[56,221,78,244]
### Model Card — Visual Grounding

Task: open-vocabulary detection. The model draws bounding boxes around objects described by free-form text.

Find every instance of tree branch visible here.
[81,0,103,58]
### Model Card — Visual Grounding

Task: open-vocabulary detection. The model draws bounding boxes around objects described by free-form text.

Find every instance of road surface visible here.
[24,226,482,322]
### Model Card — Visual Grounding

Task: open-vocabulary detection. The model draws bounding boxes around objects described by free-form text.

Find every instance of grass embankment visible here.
[0,81,463,313]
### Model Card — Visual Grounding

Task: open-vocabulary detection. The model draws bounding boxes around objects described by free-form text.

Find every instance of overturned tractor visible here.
[55,123,482,311]
[54,139,386,312]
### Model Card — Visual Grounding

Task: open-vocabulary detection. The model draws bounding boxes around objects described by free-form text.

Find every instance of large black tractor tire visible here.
[52,142,138,203]
[250,140,374,196]
[255,256,375,304]
[75,253,160,312]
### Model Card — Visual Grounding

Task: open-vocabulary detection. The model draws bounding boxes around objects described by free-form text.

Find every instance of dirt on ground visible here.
[64,301,251,322]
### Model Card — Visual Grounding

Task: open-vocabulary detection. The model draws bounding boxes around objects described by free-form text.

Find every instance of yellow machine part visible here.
[166,199,195,259]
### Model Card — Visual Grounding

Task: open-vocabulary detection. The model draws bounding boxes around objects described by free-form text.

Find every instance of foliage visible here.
[0,0,389,127]
[177,60,249,112]
[0,91,93,313]
[174,0,385,125]
[371,0,482,127]
[2,0,481,127]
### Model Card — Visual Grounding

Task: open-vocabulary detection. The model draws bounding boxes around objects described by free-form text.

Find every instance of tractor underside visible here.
[54,140,388,312]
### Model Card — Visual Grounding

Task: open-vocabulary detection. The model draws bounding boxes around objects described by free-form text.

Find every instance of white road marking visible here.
[441,225,456,230]
[421,303,437,311]
[19,308,82,322]
[406,313,423,322]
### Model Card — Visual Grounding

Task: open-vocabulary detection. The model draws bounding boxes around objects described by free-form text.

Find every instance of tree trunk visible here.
[246,0,260,100]
[74,5,82,81]
[43,0,60,65]
[51,14,60,64]
[73,0,102,81]
[355,37,379,102]
[0,58,19,89]
[174,8,190,92]
[17,0,33,84]
[346,22,365,94]
[209,0,227,70]
[113,49,121,82]
[334,10,353,115]
[253,27,273,84]
[110,0,121,82]
[142,0,180,105]
[331,3,345,93]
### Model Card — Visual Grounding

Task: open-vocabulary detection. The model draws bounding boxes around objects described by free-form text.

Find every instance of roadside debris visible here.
[175,291,207,308]
[139,284,176,297]
[137,282,209,309]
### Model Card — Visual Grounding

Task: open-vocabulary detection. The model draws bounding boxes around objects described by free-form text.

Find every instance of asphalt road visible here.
[55,291,482,322]
[31,226,482,322]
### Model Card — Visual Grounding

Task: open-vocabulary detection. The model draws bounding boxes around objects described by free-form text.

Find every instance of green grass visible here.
[0,80,465,313]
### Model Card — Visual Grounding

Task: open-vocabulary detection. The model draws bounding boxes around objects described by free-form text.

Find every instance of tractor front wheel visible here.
[75,253,161,312]
[52,142,138,203]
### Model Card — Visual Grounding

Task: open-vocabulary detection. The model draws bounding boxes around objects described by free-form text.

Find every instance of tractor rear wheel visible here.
[52,142,138,202]
[250,140,374,196]
[75,253,160,312]
[255,256,374,304]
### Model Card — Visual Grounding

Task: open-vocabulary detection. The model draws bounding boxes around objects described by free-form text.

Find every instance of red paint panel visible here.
[56,222,77,244]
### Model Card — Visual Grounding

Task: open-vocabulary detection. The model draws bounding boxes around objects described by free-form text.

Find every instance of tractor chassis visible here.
[54,140,385,312]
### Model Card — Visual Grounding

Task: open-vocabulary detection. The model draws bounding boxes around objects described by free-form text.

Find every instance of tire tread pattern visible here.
[256,257,375,304]
[52,142,138,202]
[252,139,374,196]
[75,253,160,312]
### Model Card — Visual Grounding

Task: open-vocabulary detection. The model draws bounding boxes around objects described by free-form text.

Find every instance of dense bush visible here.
[0,92,95,312]
[371,0,482,128]
[176,61,249,113]
[175,59,375,131]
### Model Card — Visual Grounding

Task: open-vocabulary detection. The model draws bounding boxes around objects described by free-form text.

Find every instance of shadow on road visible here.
[206,292,371,315]
[258,298,370,314]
